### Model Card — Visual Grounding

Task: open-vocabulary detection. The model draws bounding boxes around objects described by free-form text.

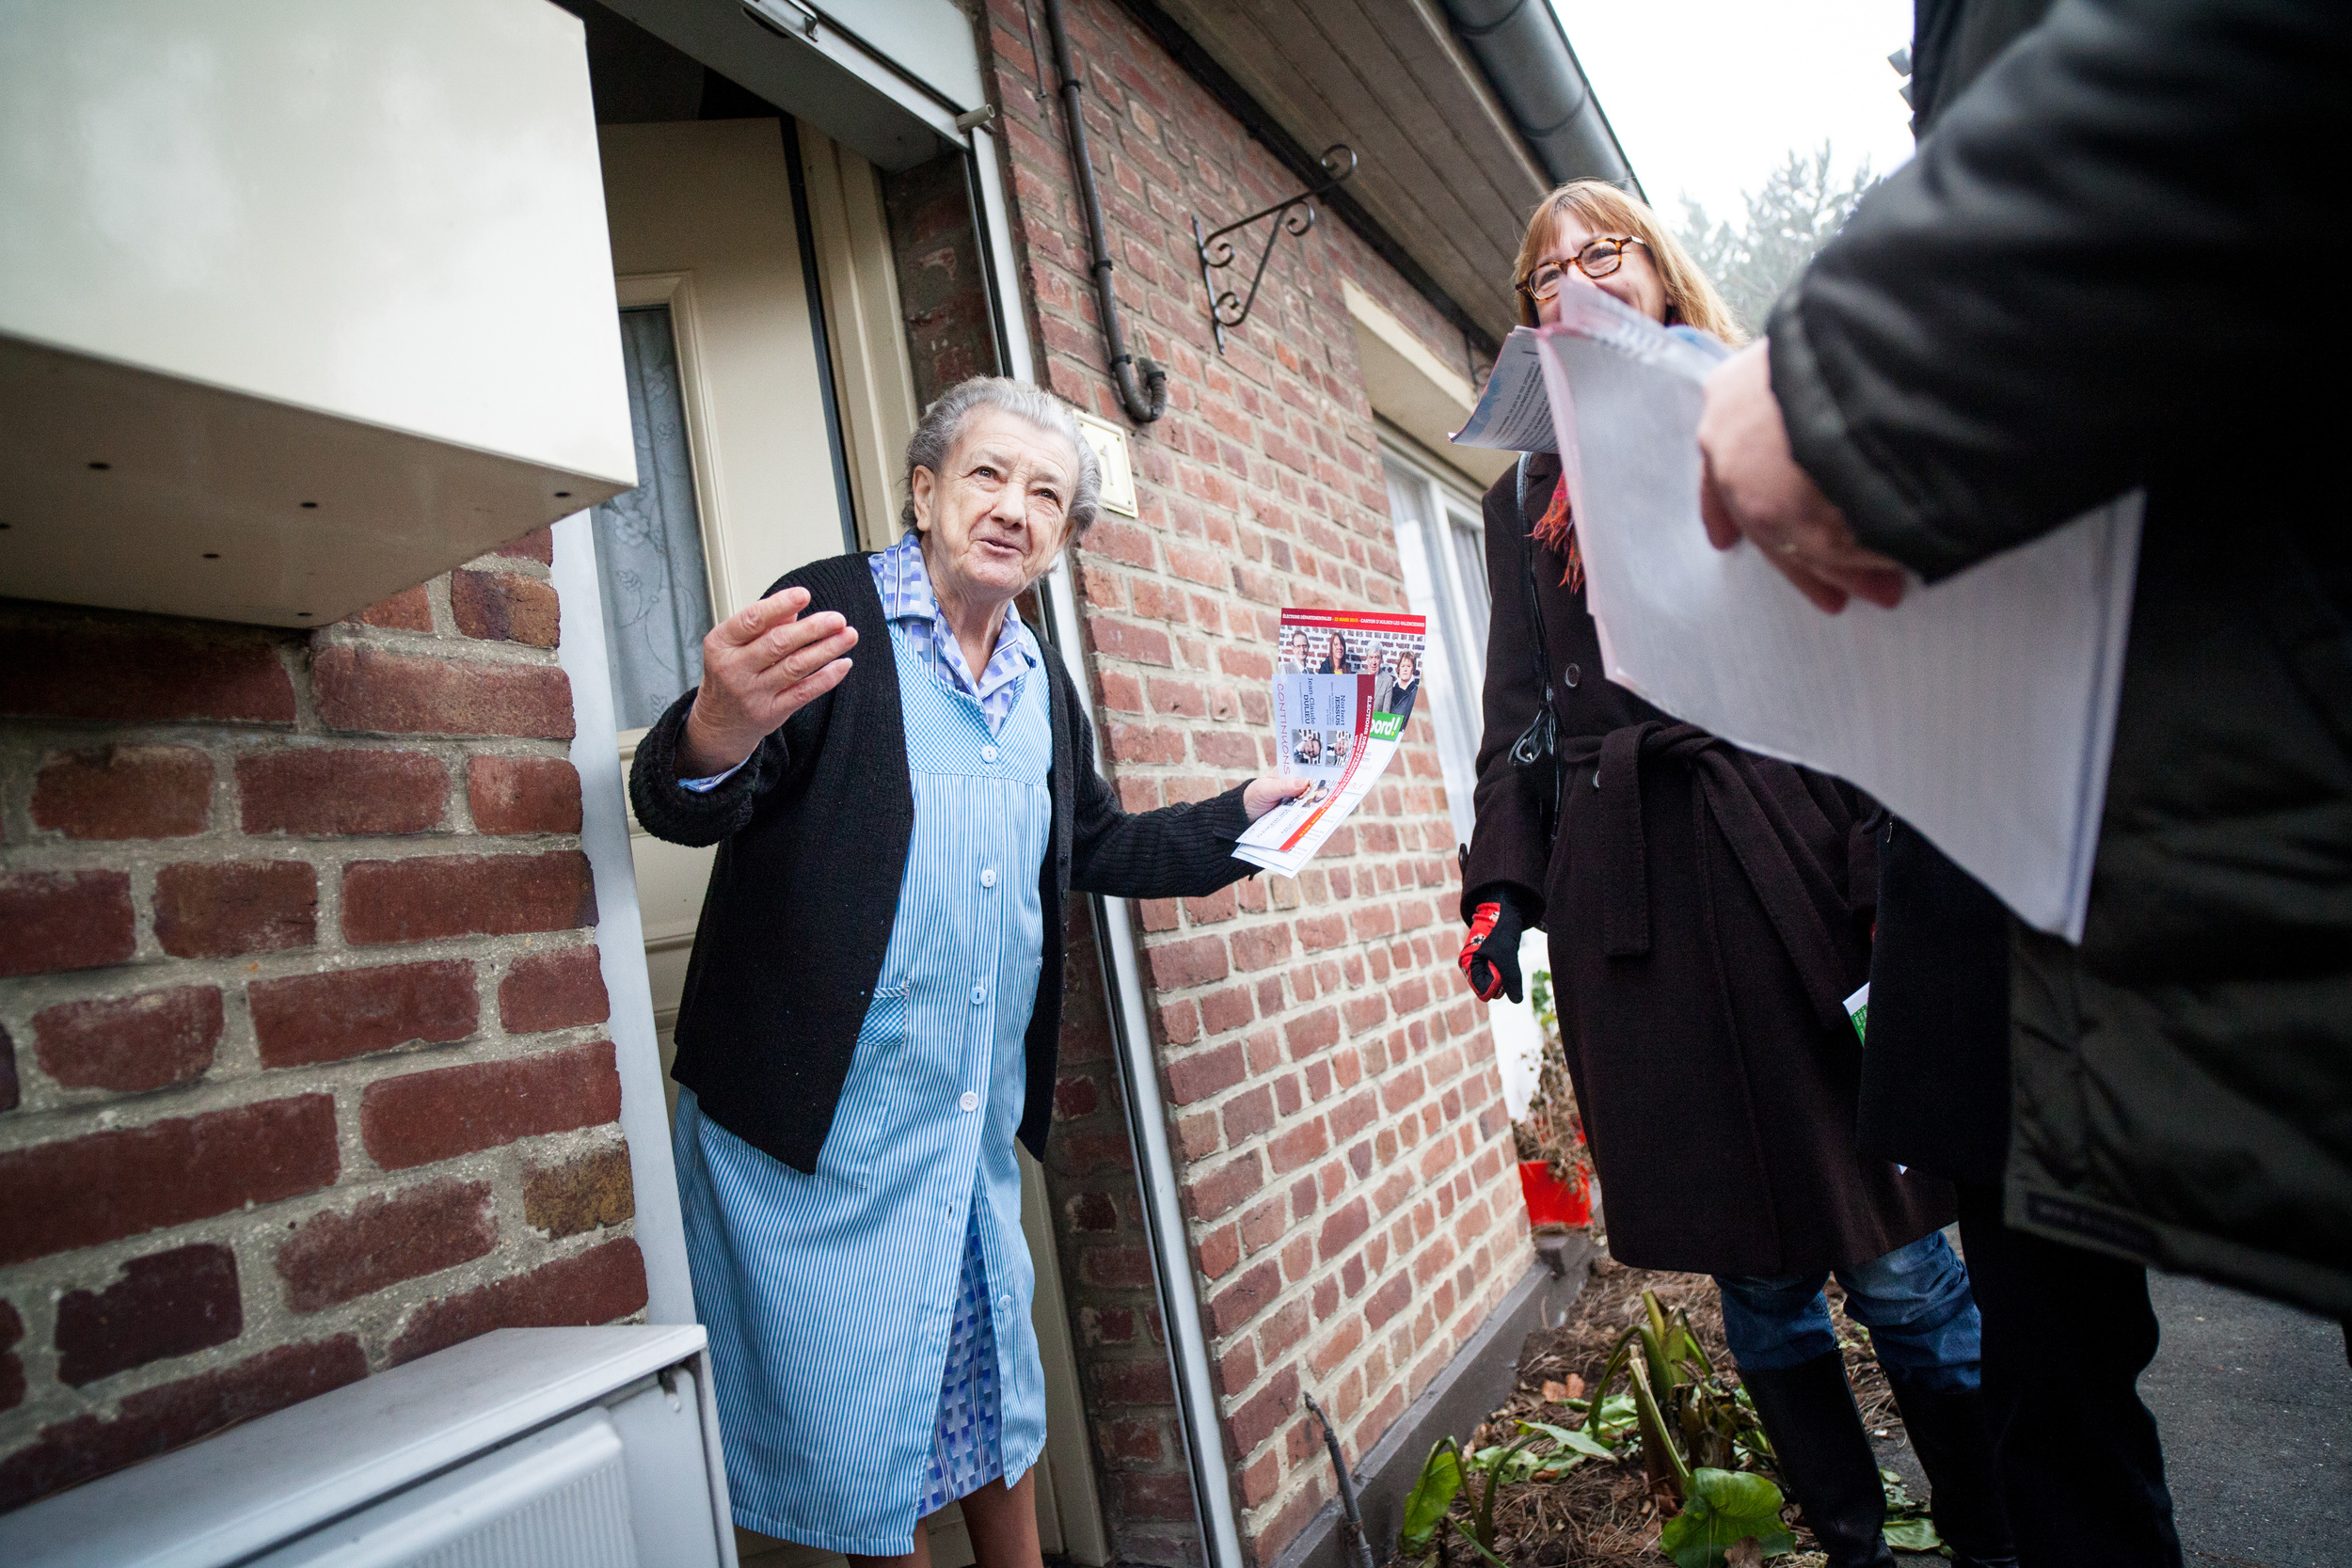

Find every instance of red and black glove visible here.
[1459,895,1526,1004]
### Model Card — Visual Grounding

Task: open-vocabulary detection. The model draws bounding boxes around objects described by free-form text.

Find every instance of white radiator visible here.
[0,1326,738,1568]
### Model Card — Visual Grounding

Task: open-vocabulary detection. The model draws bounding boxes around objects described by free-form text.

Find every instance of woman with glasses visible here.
[1455,182,2014,1568]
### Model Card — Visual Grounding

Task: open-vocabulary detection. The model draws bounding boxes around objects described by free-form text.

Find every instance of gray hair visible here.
[899,376,1102,542]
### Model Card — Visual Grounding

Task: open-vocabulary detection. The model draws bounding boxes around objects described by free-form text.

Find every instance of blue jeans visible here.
[1713,1230,1982,1392]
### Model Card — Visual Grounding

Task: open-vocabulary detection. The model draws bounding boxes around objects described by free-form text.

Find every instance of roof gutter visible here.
[1435,0,1643,199]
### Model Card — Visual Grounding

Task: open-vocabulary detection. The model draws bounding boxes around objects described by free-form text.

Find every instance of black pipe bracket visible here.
[1192,145,1356,355]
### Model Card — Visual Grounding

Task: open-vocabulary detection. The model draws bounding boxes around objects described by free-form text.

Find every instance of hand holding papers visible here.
[1523,289,2141,942]
[1234,609,1427,877]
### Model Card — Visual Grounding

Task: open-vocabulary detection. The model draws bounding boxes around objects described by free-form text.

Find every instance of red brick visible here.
[342,851,595,945]
[248,960,478,1068]
[1207,1259,1283,1336]
[450,569,560,648]
[1162,1038,1244,1104]
[31,747,212,840]
[277,1180,498,1312]
[0,1338,365,1512]
[0,871,135,977]
[237,749,447,836]
[313,645,573,740]
[499,947,610,1033]
[0,1026,16,1113]
[467,754,582,835]
[355,584,434,631]
[55,1244,242,1386]
[1093,1355,1177,1405]
[0,1096,339,1266]
[1229,1365,1298,1454]
[1145,933,1227,990]
[523,1147,636,1239]
[1183,1151,1263,1223]
[1284,1006,1341,1058]
[360,1039,622,1169]
[1364,1270,1414,1331]
[153,861,316,958]
[33,986,222,1092]
[492,526,555,564]
[1269,1117,1330,1176]
[387,1238,647,1365]
[1319,1196,1372,1263]
[0,613,294,724]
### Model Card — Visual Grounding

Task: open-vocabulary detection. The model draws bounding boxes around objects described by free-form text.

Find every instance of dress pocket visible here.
[818,986,913,1180]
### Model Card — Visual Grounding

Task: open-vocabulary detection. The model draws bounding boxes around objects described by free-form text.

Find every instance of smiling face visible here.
[1531,210,1668,327]
[911,407,1080,612]
[1326,632,1347,666]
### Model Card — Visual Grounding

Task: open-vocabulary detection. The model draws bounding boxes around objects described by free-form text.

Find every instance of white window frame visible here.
[1380,436,1494,849]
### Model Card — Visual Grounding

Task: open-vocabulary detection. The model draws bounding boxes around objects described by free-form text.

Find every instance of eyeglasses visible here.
[1518,237,1649,302]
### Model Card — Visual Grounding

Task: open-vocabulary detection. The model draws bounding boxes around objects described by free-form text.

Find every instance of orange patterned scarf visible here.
[1531,469,1583,593]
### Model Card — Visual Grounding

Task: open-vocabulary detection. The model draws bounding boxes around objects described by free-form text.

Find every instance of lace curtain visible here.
[592,306,714,731]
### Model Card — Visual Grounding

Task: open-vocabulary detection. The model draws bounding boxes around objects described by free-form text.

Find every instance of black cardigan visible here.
[628,552,1256,1174]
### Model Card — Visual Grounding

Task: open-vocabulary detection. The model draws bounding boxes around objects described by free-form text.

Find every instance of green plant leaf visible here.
[1883,1517,1944,1551]
[1657,1468,1795,1568]
[1628,1352,1695,1499]
[1399,1439,1464,1557]
[1518,1420,1618,1463]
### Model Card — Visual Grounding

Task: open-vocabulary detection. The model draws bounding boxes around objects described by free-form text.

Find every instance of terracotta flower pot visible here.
[1518,1159,1591,1228]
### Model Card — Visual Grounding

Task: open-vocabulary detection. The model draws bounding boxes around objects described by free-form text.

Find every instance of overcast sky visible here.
[1550,0,1916,226]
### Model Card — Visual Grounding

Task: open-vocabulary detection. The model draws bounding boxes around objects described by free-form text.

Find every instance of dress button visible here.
[959,1090,980,1113]
[981,746,1000,764]
[980,868,997,888]
[1564,662,1581,689]
[998,1293,1012,1313]
[970,984,986,1005]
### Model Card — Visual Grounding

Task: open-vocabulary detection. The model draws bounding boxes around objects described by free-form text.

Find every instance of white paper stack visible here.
[1518,290,2140,942]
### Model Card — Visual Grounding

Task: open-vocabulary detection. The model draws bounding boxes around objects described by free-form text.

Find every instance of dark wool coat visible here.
[1463,456,1953,1277]
[629,553,1256,1175]
[1772,0,2351,1314]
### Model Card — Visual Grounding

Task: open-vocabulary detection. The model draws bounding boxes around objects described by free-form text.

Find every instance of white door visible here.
[590,115,1108,1568]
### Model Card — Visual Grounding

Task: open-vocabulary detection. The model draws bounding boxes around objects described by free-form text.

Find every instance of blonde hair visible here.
[1511,181,1745,343]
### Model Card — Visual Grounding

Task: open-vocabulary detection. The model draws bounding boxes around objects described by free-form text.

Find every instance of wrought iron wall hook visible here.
[1193,145,1356,355]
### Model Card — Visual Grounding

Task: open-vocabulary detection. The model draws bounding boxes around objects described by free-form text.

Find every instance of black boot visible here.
[1739,1351,1897,1568]
[1884,1372,2019,1568]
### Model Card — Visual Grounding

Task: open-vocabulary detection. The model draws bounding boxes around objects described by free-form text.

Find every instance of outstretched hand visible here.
[1695,339,1910,614]
[677,588,859,778]
[1243,776,1314,821]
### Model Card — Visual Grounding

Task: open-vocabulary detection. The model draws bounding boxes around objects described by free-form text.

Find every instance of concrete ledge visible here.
[1267,1238,1595,1568]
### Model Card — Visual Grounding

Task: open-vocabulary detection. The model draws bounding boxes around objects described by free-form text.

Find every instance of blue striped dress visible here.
[674,548,1052,1554]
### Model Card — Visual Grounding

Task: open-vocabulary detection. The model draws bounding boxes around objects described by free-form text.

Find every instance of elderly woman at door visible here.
[630,377,1306,1568]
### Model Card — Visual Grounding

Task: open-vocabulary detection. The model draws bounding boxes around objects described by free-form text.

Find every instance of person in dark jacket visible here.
[1696,1,2350,1562]
[630,377,1306,1564]
[1459,182,2010,1568]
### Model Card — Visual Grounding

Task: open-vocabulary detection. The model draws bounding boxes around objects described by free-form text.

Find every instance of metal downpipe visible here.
[1041,0,1168,423]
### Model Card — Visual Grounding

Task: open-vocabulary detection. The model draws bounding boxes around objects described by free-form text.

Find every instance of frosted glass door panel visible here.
[593,307,714,732]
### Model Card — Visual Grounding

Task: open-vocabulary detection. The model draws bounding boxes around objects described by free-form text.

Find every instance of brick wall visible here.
[977,3,1533,1561]
[0,531,646,1510]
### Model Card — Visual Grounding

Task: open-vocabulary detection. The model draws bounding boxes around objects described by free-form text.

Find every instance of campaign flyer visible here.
[1233,607,1427,876]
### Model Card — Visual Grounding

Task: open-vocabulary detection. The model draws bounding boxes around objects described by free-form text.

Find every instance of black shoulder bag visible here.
[1508,453,1565,847]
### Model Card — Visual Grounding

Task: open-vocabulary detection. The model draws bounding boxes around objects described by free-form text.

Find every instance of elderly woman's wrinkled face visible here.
[912,408,1079,610]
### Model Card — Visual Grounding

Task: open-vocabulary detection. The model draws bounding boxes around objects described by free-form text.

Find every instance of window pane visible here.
[593,307,714,731]
[1446,507,1489,673]
[1381,455,1481,847]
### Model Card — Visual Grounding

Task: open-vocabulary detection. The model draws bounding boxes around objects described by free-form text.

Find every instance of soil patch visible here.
[1402,1254,1906,1568]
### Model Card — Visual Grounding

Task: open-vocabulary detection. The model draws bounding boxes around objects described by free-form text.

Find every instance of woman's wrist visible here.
[675,702,755,782]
